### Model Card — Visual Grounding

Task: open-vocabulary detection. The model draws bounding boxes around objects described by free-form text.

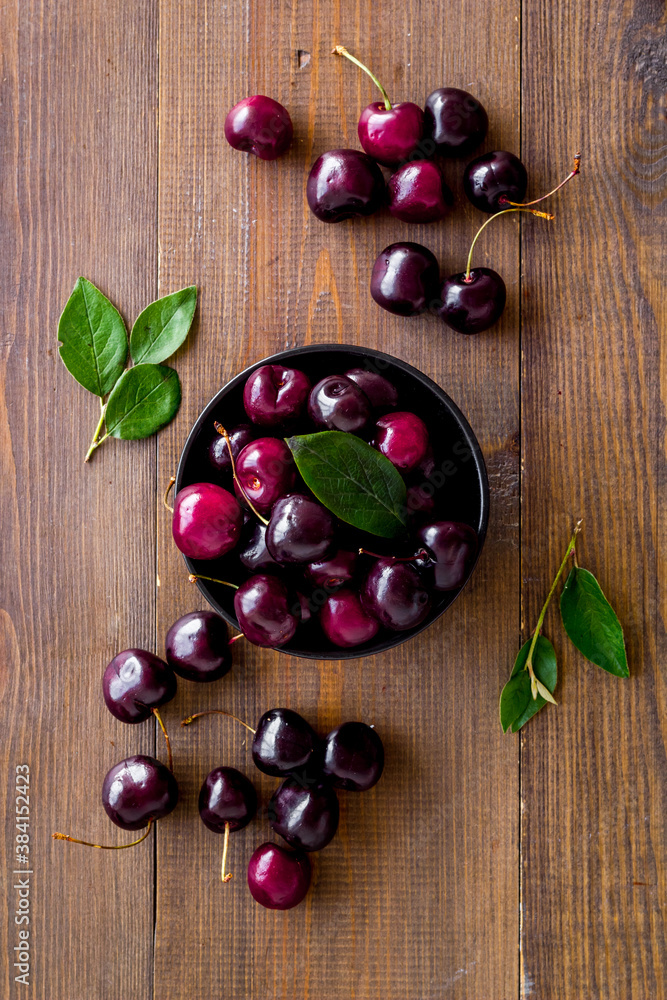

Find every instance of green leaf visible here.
[105,364,181,440]
[129,286,197,365]
[286,431,407,538]
[57,277,128,397]
[560,566,629,677]
[499,670,531,733]
[509,636,558,732]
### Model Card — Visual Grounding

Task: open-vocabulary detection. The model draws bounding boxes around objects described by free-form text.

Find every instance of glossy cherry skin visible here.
[165,611,231,683]
[247,842,311,910]
[306,149,385,223]
[238,521,280,573]
[387,160,453,223]
[234,437,296,514]
[418,520,479,590]
[424,87,488,156]
[233,574,298,647]
[102,755,178,831]
[357,101,424,166]
[438,267,506,334]
[321,721,384,791]
[269,777,339,852]
[172,483,243,560]
[374,411,429,472]
[320,589,380,648]
[266,493,336,564]
[370,242,440,317]
[243,365,311,426]
[224,95,293,160]
[463,151,527,213]
[306,549,357,590]
[102,649,176,724]
[362,558,432,631]
[344,368,398,410]
[252,708,320,777]
[198,766,257,833]
[208,424,254,476]
[308,374,370,432]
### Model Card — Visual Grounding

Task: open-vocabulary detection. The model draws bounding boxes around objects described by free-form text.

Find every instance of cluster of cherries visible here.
[169,361,479,650]
[53,616,384,909]
[224,47,579,334]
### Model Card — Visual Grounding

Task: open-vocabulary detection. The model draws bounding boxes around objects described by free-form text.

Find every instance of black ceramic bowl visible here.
[175,344,489,659]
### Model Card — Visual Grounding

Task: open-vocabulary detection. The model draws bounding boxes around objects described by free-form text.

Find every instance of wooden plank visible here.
[155,1,521,997]
[0,3,158,998]
[520,1,667,997]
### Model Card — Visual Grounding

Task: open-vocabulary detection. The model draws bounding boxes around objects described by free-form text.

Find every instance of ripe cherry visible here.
[102,649,176,724]
[306,549,357,590]
[308,374,370,432]
[269,776,340,851]
[238,520,280,573]
[224,96,293,160]
[463,150,528,213]
[374,411,429,472]
[172,482,243,560]
[306,149,385,223]
[243,365,311,426]
[343,368,398,410]
[247,842,311,910]
[103,755,178,831]
[387,160,453,223]
[252,708,320,777]
[165,611,232,683]
[362,558,432,630]
[208,424,254,476]
[265,493,336,564]
[418,520,479,591]
[199,766,257,882]
[370,242,439,317]
[424,87,488,156]
[234,437,296,515]
[321,721,384,791]
[233,573,299,647]
[320,589,379,648]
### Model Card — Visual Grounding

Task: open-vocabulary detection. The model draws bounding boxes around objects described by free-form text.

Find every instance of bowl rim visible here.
[175,343,490,660]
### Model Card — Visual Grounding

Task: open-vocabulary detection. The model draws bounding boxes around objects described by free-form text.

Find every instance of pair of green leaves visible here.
[58,278,197,460]
[500,524,629,733]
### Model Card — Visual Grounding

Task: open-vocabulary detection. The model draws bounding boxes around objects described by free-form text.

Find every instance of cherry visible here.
[424,87,488,156]
[362,558,432,630]
[418,520,479,590]
[370,242,439,317]
[247,842,311,910]
[234,437,296,515]
[374,411,429,472]
[344,368,398,410]
[387,160,453,223]
[252,708,320,777]
[265,493,336,564]
[172,482,243,560]
[233,573,298,647]
[224,95,293,160]
[238,520,280,572]
[243,365,311,426]
[439,267,507,334]
[199,766,257,882]
[102,755,178,831]
[269,776,339,851]
[320,589,379,648]
[333,46,424,166]
[306,149,385,223]
[208,424,254,476]
[308,374,370,432]
[165,611,231,683]
[463,151,528,213]
[102,649,176,724]
[321,721,384,791]
[306,549,357,590]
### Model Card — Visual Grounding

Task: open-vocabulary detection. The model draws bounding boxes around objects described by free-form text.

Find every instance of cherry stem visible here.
[464,207,554,280]
[189,573,239,591]
[499,152,581,209]
[221,822,233,883]
[228,633,245,645]
[332,45,392,111]
[84,400,108,463]
[358,546,430,563]
[180,708,256,735]
[52,817,154,850]
[152,707,173,772]
[524,519,583,699]
[163,476,176,513]
[214,422,269,526]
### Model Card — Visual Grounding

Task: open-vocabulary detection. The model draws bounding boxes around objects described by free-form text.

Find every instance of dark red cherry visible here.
[424,87,488,156]
[344,368,398,409]
[247,842,311,910]
[306,549,357,590]
[198,766,257,833]
[208,424,254,475]
[374,411,429,472]
[243,365,311,426]
[265,493,336,564]
[387,160,453,223]
[418,520,479,590]
[362,558,432,631]
[269,776,339,852]
[252,708,320,777]
[308,374,370,432]
[234,437,296,514]
[438,267,506,334]
[358,101,424,166]
[233,573,298,647]
[102,755,178,831]
[306,149,385,223]
[165,611,231,683]
[370,242,439,317]
[172,483,243,560]
[463,151,527,213]
[224,95,293,160]
[102,650,176,723]
[320,589,380,648]
[321,721,384,791]
[238,520,280,573]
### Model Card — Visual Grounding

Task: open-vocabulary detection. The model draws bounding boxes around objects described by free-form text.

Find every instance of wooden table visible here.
[1,1,665,997]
